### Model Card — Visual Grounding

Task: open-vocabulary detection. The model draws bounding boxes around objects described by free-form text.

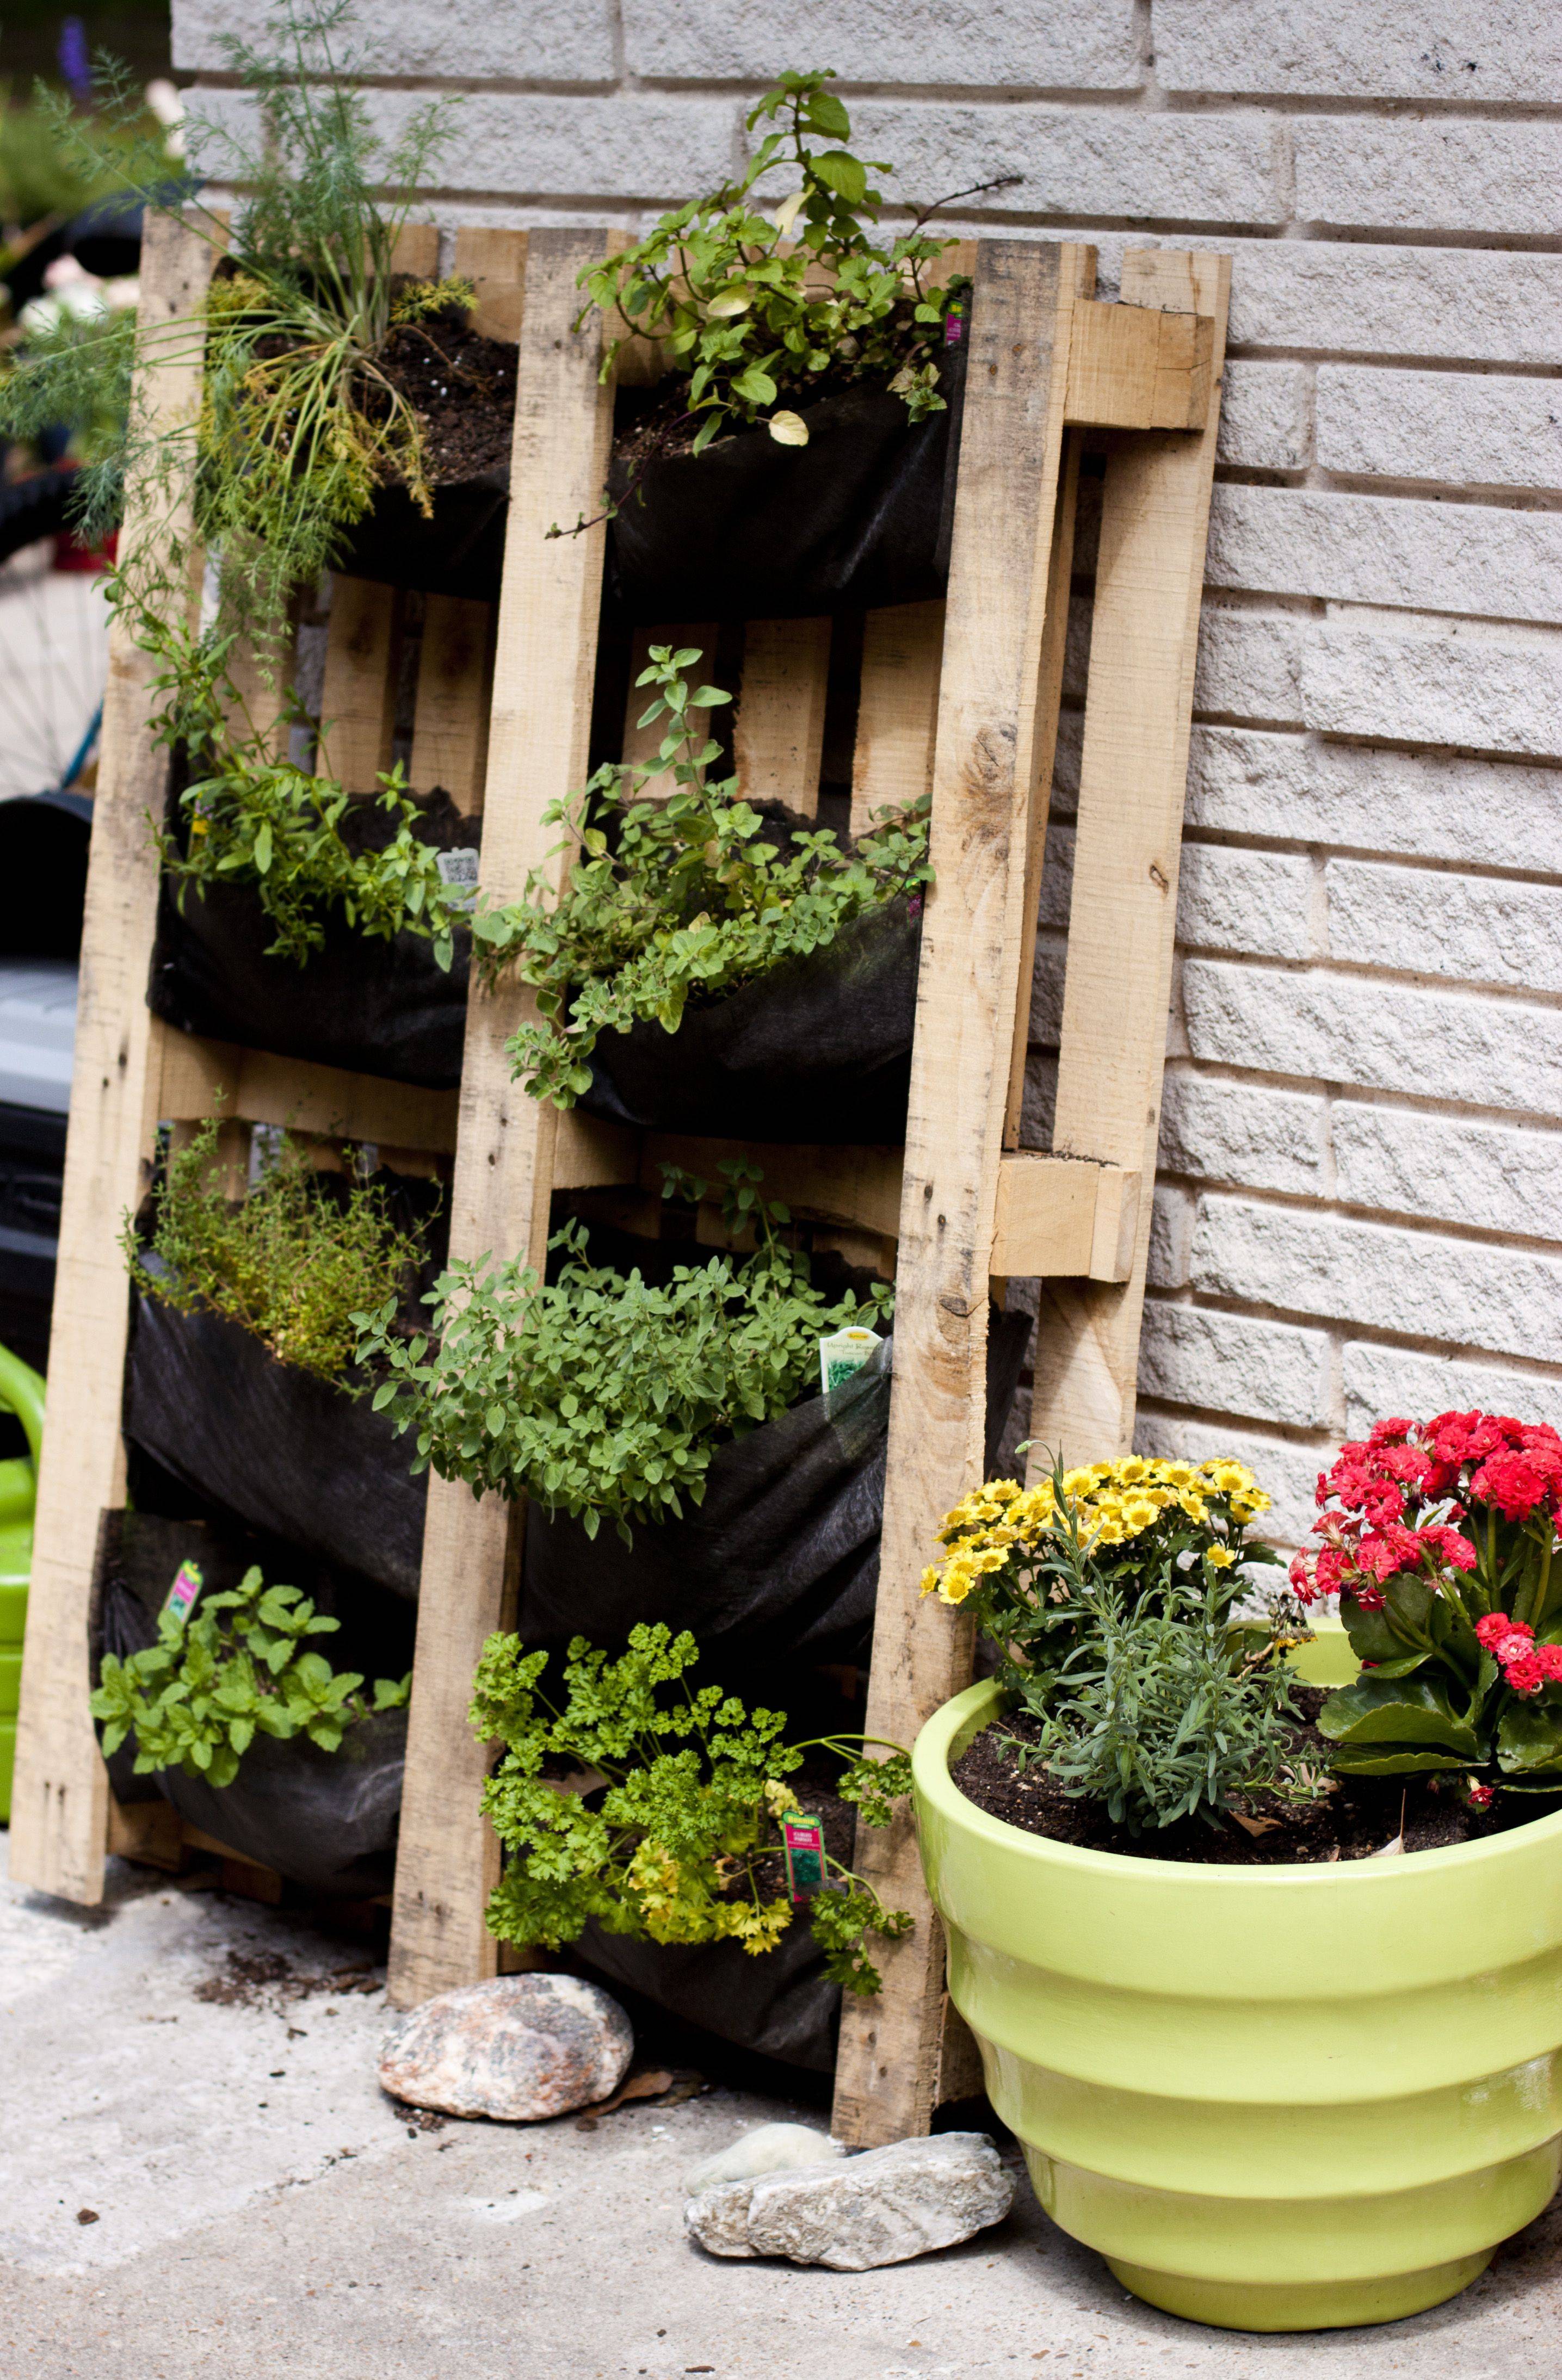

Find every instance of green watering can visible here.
[0,1343,45,1826]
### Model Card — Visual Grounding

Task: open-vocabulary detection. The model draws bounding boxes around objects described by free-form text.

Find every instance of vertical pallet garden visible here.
[10,215,1226,2150]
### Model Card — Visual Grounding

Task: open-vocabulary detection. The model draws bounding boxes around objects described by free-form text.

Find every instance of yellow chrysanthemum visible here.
[1202,1459,1255,1494]
[1119,1498,1160,1534]
[1205,1546,1238,1568]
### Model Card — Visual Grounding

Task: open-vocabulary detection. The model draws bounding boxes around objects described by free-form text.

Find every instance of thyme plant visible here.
[357,1160,893,1541]
[92,1565,409,1788]
[471,1623,912,1992]
[471,645,931,1108]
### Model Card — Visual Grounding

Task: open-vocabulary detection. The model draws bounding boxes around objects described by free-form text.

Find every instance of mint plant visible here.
[356,1159,892,1541]
[471,644,930,1108]
[92,1566,409,1788]
[471,1623,912,1992]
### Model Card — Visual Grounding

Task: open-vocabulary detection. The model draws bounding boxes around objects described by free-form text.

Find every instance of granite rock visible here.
[684,2131,1014,2270]
[379,1974,632,2121]
[683,2122,843,2197]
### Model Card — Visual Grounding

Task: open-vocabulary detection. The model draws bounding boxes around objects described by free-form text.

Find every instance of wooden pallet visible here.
[11,221,1226,2155]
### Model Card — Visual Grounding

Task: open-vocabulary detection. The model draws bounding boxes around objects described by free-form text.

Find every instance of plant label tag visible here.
[819,1326,880,1399]
[782,1814,826,1902]
[436,847,480,910]
[162,1560,204,1623]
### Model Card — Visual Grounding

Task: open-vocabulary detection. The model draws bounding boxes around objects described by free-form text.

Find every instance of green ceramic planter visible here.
[915,1650,1562,2334]
[0,1342,43,1828]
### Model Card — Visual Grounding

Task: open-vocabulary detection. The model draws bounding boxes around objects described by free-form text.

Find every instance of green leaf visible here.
[1497,1699,1562,1776]
[810,150,867,205]
[1316,1675,1480,1759]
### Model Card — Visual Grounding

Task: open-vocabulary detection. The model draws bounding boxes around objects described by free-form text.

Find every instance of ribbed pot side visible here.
[914,1678,1562,2332]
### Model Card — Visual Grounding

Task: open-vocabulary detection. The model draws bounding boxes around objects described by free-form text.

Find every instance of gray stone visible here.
[683,2122,842,2197]
[379,1974,632,2122]
[684,2132,1014,2271]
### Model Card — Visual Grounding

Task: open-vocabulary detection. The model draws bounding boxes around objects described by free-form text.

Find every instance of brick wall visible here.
[172,0,1562,1543]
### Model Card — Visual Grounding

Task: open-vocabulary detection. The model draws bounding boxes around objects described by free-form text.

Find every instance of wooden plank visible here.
[387,227,615,2012]
[317,577,400,789]
[733,618,831,817]
[452,225,527,344]
[991,1154,1140,1281]
[410,594,494,814]
[638,1135,904,1239]
[155,1029,460,1154]
[1029,251,1231,1469]
[225,617,295,761]
[832,239,1095,2149]
[622,623,719,796]
[850,602,944,836]
[390,222,441,281]
[1065,298,1213,431]
[1003,435,1081,1146]
[9,213,217,1906]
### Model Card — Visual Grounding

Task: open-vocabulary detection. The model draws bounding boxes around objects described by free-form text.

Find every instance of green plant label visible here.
[819,1326,881,1399]
[162,1560,204,1622]
[782,1814,826,1902]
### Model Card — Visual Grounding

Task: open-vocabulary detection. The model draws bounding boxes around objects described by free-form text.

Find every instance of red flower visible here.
[1467,1783,1495,1811]
[1476,1613,1530,1649]
[1503,1652,1546,1695]
[1471,1452,1554,1521]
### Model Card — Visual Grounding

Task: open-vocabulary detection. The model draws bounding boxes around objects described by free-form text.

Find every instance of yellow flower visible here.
[1119,1498,1160,1534]
[1202,1459,1255,1494]
[1177,1492,1209,1523]
[1205,1546,1238,1568]
[1113,1456,1150,1486]
[1156,1461,1197,1488]
[919,1564,944,1598]
[1231,1489,1272,1519]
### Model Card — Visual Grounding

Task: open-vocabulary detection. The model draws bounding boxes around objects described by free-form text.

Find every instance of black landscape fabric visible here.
[337,473,509,604]
[147,787,477,1090]
[578,897,922,1145]
[574,1913,839,2074]
[607,347,966,625]
[95,1510,411,1898]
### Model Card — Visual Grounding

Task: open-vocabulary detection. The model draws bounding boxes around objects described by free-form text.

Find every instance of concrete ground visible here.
[3,1834,1560,2380]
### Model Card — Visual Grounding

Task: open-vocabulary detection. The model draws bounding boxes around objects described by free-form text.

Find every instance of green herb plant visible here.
[92,1565,409,1788]
[357,1158,893,1541]
[471,1623,912,1992]
[0,2,476,960]
[577,67,998,458]
[471,644,931,1108]
[126,1111,430,1383]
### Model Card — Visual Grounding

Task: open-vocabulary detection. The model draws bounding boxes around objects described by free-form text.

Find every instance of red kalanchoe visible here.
[1467,1782,1495,1811]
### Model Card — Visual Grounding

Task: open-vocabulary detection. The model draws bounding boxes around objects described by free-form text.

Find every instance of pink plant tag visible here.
[782,1814,826,1902]
[162,1560,204,1623]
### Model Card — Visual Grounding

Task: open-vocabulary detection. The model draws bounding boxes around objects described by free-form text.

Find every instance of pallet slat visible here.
[410,593,495,814]
[849,602,943,836]
[318,576,401,788]
[733,617,831,817]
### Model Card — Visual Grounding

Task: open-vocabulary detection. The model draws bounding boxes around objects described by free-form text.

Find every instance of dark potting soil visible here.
[950,1690,1540,1866]
[373,306,517,484]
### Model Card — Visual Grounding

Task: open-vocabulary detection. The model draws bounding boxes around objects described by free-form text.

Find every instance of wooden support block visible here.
[552,1109,640,1192]
[733,618,831,817]
[410,594,495,814]
[388,228,614,2013]
[318,577,401,789]
[1065,298,1213,431]
[622,623,719,795]
[832,239,1095,2151]
[452,225,527,345]
[9,213,216,1909]
[1029,250,1231,1470]
[106,1796,183,1869]
[390,222,441,281]
[155,1028,459,1156]
[991,1153,1140,1281]
[850,602,944,836]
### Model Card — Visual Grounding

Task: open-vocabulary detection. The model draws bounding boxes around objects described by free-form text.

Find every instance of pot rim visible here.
[915,1677,1562,1888]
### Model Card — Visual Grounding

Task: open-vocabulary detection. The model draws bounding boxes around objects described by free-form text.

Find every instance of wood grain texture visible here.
[831,239,1094,2149]
[1065,298,1213,430]
[733,617,831,817]
[155,1031,460,1153]
[1028,252,1231,1473]
[849,602,944,836]
[318,576,400,789]
[991,1154,1139,1281]
[9,213,216,1904]
[387,228,614,2012]
[452,225,527,344]
[410,594,494,813]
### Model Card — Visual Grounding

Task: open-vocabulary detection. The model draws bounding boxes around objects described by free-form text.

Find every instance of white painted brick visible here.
[1147,1186,1194,1290]
[1062,595,1094,709]
[1155,1,1562,104]
[1020,1052,1058,1148]
[1212,240,1562,368]
[1317,368,1562,496]
[358,89,736,200]
[1192,1196,1562,1366]
[173,0,619,78]
[1327,858,1562,994]
[1194,608,1306,727]
[851,103,1282,226]
[1185,728,1562,875]
[1206,486,1562,628]
[1342,1342,1562,1439]
[1217,361,1311,473]
[623,1,1144,89]
[1159,1074,1327,1194]
[1177,844,1313,959]
[1293,120,1562,238]
[1301,618,1562,761]
[1333,1104,1562,1239]
[1132,1411,1323,1549]
[1183,959,1562,1117]
[1027,932,1067,1047]
[1035,823,1073,931]
[1139,1300,1332,1427]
